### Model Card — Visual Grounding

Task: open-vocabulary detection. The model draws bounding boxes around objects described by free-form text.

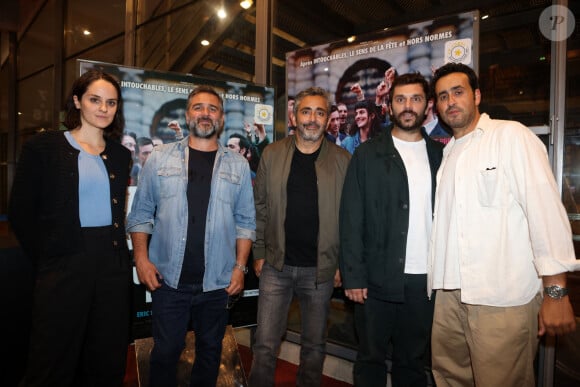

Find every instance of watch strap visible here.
[234,263,248,274]
[544,285,569,299]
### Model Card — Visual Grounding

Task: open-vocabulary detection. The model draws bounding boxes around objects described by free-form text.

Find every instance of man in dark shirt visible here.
[249,87,351,387]
[340,73,443,386]
[127,85,255,386]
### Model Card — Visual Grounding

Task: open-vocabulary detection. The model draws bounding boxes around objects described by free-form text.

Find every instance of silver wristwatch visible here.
[544,285,569,300]
[234,263,248,274]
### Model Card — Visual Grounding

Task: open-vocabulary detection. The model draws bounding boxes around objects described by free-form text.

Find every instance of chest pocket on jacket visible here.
[215,170,241,204]
[476,167,509,207]
[158,167,183,198]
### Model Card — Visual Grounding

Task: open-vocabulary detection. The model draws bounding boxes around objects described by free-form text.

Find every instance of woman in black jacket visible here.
[9,69,132,386]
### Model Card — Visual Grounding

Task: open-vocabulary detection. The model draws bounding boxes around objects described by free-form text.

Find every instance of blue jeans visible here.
[249,263,334,387]
[149,282,228,387]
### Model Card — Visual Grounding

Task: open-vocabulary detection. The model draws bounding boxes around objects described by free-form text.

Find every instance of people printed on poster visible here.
[75,10,476,344]
[77,60,274,334]
[79,62,275,188]
[285,12,475,145]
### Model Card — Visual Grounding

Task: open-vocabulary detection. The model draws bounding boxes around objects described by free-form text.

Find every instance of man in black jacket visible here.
[339,73,443,387]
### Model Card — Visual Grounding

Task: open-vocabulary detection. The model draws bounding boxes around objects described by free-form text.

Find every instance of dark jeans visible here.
[353,274,434,387]
[249,263,334,387]
[149,282,228,387]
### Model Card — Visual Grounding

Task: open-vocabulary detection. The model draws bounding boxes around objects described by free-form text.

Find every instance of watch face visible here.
[545,285,568,299]
[547,287,560,298]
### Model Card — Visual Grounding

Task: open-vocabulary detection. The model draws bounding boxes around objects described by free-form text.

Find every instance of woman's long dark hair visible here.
[354,99,382,139]
[63,69,125,140]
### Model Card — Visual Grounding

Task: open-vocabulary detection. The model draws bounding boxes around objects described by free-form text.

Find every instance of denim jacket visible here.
[126,137,256,291]
[340,131,361,155]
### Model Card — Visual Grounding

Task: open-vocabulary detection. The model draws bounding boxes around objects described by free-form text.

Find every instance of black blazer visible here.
[8,130,132,262]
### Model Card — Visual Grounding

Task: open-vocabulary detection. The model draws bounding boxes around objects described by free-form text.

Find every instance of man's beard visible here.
[188,116,221,138]
[391,110,426,132]
[297,121,324,142]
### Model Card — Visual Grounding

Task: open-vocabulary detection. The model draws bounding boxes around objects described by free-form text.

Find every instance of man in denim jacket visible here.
[127,85,255,386]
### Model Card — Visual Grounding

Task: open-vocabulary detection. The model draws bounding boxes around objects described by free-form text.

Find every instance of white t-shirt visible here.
[429,132,473,288]
[392,135,432,274]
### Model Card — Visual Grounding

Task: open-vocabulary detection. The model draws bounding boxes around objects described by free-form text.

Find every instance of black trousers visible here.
[23,226,132,387]
[353,274,435,387]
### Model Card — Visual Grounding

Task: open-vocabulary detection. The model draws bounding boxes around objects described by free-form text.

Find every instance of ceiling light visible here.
[481,14,489,20]
[83,29,91,36]
[240,0,253,10]
[217,8,226,19]
[201,40,210,46]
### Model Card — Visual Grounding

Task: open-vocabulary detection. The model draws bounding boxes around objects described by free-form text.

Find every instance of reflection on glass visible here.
[18,0,55,78]
[65,0,124,56]
[17,69,54,131]
[555,1,580,383]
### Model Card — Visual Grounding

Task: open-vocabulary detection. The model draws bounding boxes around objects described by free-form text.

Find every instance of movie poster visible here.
[78,60,272,336]
[286,10,479,145]
[79,59,275,178]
